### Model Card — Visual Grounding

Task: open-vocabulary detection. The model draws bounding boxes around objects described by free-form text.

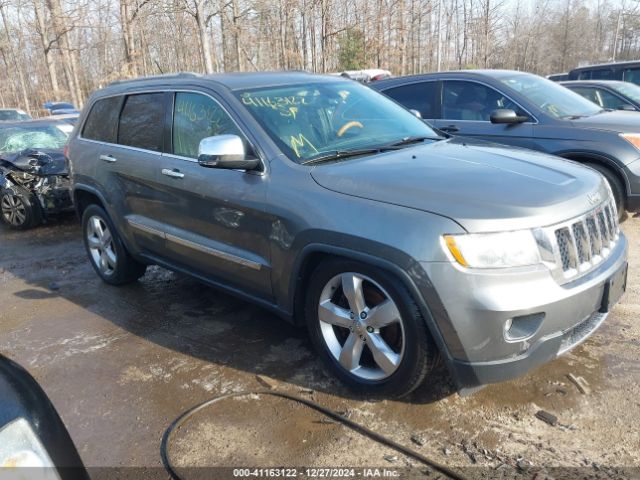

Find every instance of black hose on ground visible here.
[160,389,468,480]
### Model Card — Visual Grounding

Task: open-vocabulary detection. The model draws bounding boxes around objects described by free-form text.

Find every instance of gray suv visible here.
[67,72,628,397]
[373,70,640,218]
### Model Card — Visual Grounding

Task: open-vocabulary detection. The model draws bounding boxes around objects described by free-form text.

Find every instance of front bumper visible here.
[421,232,628,389]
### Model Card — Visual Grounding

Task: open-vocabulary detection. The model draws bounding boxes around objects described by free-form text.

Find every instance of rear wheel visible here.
[82,204,146,285]
[305,259,438,398]
[0,188,41,229]
[585,163,626,221]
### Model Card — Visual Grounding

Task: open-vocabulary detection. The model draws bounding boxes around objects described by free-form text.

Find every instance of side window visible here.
[623,67,640,85]
[172,92,242,159]
[383,82,437,119]
[596,89,627,110]
[577,71,592,80]
[441,81,518,121]
[571,87,601,106]
[82,96,121,143]
[117,93,165,152]
[591,69,615,80]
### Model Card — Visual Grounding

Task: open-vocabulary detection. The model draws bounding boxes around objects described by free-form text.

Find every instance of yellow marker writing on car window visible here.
[290,134,318,157]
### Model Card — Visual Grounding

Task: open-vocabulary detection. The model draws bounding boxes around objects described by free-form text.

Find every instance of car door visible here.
[380,80,439,125]
[86,92,168,255]
[433,80,534,149]
[153,90,272,299]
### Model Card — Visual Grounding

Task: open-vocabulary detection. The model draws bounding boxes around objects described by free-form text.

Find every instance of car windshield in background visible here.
[611,82,640,104]
[0,124,68,153]
[235,81,439,163]
[0,110,31,121]
[499,73,603,119]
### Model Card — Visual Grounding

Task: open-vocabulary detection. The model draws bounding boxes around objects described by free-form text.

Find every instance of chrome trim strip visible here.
[165,233,262,270]
[128,219,165,237]
[126,218,261,271]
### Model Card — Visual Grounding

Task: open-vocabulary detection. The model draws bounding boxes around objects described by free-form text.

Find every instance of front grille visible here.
[536,198,619,284]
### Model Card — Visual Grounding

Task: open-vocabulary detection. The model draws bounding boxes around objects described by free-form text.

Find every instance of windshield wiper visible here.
[385,135,439,147]
[301,148,385,165]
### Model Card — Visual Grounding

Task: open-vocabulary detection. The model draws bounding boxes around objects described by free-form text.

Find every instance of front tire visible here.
[586,163,626,221]
[305,259,437,398]
[0,187,41,230]
[82,204,147,285]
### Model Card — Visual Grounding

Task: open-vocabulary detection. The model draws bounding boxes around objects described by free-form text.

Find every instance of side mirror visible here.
[490,109,528,124]
[409,109,422,119]
[0,354,88,478]
[618,103,637,111]
[197,135,259,170]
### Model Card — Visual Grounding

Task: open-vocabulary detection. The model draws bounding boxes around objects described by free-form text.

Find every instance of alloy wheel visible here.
[86,215,117,276]
[1,193,27,227]
[318,272,405,381]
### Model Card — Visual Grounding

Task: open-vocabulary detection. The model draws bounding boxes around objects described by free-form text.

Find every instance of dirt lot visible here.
[1,214,639,479]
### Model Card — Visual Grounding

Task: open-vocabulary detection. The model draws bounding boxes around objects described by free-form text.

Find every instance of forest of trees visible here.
[0,0,639,114]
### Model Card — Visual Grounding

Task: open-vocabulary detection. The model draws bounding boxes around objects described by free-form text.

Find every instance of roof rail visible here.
[107,72,201,87]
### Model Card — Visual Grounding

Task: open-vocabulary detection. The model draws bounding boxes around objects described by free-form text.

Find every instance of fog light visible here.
[504,313,545,342]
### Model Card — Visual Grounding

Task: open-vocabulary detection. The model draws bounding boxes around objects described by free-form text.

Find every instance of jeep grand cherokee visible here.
[67,72,628,397]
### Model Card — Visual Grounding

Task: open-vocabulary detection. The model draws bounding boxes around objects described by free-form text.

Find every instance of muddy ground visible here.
[0,214,639,479]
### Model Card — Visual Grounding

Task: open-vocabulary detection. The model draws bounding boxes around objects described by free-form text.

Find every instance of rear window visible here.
[82,97,122,143]
[117,93,165,151]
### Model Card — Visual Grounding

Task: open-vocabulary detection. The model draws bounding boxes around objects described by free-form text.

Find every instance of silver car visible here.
[67,72,628,397]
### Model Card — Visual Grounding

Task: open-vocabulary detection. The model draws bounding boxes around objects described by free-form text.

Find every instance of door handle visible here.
[99,154,117,163]
[440,125,459,133]
[162,168,185,179]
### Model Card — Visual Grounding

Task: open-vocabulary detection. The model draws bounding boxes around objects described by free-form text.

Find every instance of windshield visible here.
[611,82,640,104]
[0,124,68,153]
[0,110,31,121]
[235,81,439,163]
[499,74,602,119]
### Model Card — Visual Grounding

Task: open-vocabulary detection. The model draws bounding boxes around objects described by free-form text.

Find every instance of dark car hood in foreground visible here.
[310,138,607,232]
[571,110,640,132]
[0,149,68,176]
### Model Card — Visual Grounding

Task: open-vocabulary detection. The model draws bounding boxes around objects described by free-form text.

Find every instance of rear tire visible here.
[585,163,626,221]
[0,187,41,230]
[82,204,146,285]
[305,258,438,398]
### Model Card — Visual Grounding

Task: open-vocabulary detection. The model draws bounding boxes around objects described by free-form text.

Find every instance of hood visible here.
[310,138,608,232]
[0,148,68,176]
[570,110,640,132]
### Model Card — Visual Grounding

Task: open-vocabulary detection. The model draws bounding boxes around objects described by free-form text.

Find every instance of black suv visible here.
[374,70,640,217]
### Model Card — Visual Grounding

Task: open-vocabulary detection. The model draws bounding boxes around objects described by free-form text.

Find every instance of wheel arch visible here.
[73,185,109,218]
[288,243,459,373]
[556,150,630,196]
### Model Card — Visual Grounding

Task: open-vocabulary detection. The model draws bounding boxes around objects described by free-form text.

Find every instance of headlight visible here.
[0,418,59,478]
[620,133,640,151]
[443,231,541,268]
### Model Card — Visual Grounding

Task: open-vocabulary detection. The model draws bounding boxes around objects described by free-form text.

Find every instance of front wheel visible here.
[305,259,438,398]
[82,204,147,285]
[0,187,41,229]
[585,163,626,221]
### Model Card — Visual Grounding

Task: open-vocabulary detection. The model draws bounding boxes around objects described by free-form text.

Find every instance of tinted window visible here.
[442,81,520,121]
[172,92,241,158]
[570,87,600,105]
[591,69,615,80]
[623,67,640,85]
[383,82,437,118]
[596,89,628,110]
[577,71,591,80]
[117,93,165,151]
[82,96,121,143]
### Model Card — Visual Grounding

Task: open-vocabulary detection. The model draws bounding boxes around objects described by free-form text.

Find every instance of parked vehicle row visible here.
[373,70,640,218]
[60,71,627,397]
